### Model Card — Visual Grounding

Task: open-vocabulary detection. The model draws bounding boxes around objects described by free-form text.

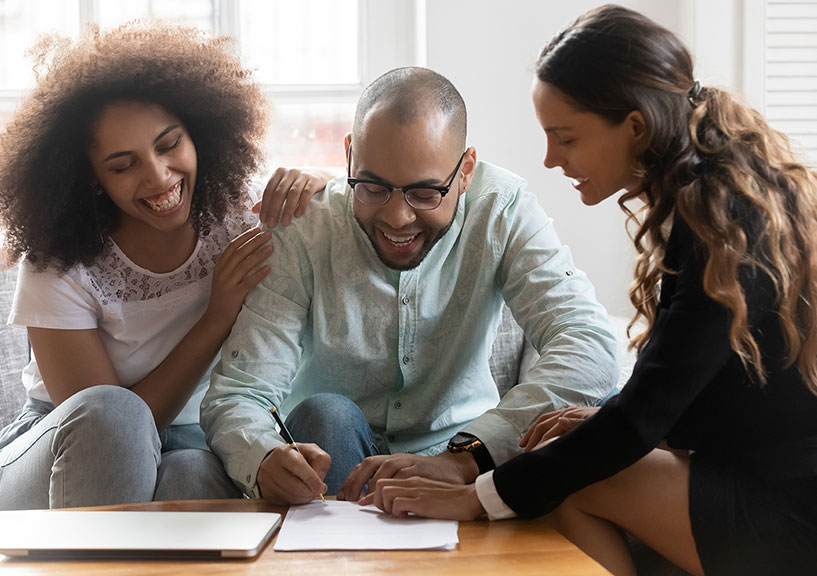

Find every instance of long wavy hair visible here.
[0,22,267,271]
[536,4,817,392]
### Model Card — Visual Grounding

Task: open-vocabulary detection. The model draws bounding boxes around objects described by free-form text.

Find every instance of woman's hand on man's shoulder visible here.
[253,167,337,228]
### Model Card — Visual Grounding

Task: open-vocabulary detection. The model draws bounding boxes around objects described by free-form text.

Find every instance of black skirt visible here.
[689,452,817,575]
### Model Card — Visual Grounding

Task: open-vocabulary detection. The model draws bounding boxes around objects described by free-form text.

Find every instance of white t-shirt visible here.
[9,198,259,426]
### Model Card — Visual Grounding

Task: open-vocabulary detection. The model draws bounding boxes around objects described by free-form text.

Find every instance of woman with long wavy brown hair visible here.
[363,5,817,575]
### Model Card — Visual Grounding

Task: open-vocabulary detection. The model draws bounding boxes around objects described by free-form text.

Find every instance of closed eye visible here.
[158,136,182,154]
[111,162,134,174]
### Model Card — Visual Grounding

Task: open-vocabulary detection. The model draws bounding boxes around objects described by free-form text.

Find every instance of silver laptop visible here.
[0,510,281,559]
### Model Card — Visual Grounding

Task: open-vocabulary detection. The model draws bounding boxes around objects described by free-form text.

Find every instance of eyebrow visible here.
[543,126,573,133]
[356,169,445,188]
[102,124,181,162]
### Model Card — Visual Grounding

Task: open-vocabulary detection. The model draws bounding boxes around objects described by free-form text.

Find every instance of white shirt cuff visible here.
[475,470,517,520]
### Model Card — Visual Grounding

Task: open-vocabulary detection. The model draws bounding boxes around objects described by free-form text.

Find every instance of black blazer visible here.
[492,215,817,518]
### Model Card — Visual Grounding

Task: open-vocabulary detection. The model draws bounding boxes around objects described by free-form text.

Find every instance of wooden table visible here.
[0,499,609,575]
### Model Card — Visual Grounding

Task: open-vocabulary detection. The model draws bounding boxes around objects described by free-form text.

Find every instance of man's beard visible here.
[354,209,456,271]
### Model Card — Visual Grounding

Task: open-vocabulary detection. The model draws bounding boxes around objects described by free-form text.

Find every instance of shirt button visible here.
[401,296,410,305]
[387,434,396,442]
[394,400,402,409]
[402,355,410,364]
[231,350,239,359]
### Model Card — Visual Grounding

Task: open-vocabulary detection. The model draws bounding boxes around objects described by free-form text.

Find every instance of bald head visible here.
[352,67,467,152]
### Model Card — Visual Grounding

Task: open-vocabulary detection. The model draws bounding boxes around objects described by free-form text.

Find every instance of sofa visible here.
[0,262,635,428]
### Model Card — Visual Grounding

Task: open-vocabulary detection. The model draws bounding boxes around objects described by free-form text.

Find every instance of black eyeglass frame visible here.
[346,144,466,211]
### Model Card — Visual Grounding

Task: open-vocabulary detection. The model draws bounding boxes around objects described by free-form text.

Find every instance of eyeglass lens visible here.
[354,183,442,209]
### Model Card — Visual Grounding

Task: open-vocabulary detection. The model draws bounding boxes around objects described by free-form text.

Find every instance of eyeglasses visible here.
[346,145,465,211]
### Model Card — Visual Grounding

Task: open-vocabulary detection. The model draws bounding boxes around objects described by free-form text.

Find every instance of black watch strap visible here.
[447,433,495,475]
[469,441,495,475]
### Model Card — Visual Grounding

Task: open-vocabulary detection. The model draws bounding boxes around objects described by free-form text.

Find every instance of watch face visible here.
[449,433,476,448]
[447,434,494,473]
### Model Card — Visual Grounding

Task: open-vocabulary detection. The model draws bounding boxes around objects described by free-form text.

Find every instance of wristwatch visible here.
[447,432,495,475]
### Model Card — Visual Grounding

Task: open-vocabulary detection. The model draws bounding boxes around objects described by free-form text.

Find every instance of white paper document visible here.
[273,500,459,551]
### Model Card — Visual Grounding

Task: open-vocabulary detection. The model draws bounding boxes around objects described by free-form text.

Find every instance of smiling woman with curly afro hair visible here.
[0,22,267,270]
[0,22,333,511]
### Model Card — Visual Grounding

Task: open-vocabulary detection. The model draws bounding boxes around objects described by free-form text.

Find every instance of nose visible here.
[379,190,416,229]
[543,145,562,170]
[142,154,172,188]
[543,136,563,170]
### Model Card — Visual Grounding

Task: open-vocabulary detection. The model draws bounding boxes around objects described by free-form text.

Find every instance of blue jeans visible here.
[0,386,241,510]
[285,393,379,495]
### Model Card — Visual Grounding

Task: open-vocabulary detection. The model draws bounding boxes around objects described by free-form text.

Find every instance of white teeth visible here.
[143,180,182,212]
[571,177,589,186]
[383,231,419,246]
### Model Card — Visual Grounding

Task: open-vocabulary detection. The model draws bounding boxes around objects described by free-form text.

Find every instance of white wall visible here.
[420,0,746,317]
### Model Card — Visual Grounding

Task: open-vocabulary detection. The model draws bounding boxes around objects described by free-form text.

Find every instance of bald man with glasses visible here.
[202,67,618,505]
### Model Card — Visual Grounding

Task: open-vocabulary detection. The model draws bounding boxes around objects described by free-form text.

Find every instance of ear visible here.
[626,110,647,147]
[88,176,104,196]
[459,146,477,196]
[343,132,352,156]
[623,111,647,192]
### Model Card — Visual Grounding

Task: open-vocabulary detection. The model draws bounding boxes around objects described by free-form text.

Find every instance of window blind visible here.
[765,0,817,165]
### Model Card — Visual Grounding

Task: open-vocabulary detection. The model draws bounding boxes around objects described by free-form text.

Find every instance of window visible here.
[0,0,80,92]
[96,0,215,31]
[0,0,422,169]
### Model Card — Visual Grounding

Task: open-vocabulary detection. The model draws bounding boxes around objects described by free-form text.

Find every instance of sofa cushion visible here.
[0,265,29,429]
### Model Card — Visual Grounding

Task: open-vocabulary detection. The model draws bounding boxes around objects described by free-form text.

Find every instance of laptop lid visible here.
[0,510,281,559]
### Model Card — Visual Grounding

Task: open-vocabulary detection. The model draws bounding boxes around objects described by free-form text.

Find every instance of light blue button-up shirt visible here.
[202,161,618,496]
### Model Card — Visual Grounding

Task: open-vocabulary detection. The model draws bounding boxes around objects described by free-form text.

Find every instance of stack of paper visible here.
[273,500,459,551]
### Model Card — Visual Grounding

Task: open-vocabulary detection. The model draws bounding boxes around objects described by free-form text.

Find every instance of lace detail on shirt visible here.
[78,204,259,306]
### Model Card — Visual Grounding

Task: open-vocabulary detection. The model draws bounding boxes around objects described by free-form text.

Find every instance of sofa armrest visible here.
[494,309,638,396]
[489,306,526,398]
[0,265,30,429]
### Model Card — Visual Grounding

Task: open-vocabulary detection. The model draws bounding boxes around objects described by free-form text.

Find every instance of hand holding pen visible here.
[270,406,326,503]
[256,406,329,504]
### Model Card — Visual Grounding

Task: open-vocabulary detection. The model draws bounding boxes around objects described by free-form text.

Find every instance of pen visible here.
[269,405,326,503]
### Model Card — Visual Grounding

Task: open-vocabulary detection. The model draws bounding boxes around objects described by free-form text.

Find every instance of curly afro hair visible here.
[0,21,267,271]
